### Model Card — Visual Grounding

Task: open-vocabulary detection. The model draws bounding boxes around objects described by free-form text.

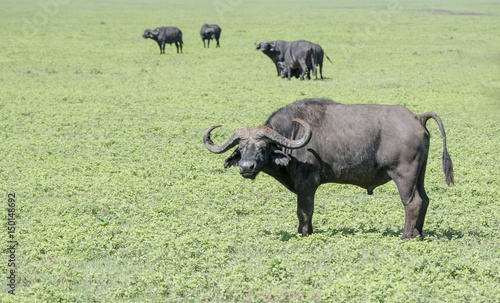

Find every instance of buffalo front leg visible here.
[296,189,317,237]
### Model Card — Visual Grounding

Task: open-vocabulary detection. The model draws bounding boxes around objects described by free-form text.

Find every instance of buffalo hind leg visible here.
[298,59,308,80]
[390,164,427,239]
[415,161,429,236]
[311,56,317,80]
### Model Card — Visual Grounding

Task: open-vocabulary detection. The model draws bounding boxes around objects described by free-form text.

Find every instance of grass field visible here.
[1,0,499,301]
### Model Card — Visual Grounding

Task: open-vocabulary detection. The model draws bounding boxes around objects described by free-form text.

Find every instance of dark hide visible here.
[204,99,454,239]
[200,24,222,48]
[280,41,317,80]
[310,42,332,79]
[143,27,183,54]
[277,62,301,79]
[255,40,293,76]
[280,41,333,80]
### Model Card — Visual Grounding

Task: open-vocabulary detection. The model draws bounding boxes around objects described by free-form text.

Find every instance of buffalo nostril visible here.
[240,161,256,173]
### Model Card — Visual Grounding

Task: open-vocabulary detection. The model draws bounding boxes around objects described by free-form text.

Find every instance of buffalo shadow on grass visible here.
[273,227,480,241]
[423,228,484,240]
[272,228,401,242]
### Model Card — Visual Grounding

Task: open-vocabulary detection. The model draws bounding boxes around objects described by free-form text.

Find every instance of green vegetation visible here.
[1,0,499,301]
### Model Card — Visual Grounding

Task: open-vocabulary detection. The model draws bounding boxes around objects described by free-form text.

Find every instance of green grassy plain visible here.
[1,0,499,301]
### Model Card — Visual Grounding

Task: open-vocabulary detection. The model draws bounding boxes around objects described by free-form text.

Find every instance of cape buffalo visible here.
[200,24,221,48]
[204,99,454,239]
[310,42,332,79]
[280,41,332,80]
[280,40,317,80]
[142,27,183,54]
[255,40,293,76]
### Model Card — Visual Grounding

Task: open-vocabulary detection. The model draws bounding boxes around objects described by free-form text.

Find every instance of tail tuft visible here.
[443,150,454,186]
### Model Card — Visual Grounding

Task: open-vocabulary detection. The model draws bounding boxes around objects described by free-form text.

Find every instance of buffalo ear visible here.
[224,149,241,168]
[273,149,291,166]
[269,41,276,51]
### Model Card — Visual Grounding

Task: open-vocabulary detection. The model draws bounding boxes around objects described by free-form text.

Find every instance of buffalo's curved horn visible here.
[203,125,243,154]
[258,118,312,149]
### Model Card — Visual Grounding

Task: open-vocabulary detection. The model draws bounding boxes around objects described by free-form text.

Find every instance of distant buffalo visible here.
[255,40,293,76]
[280,40,317,80]
[200,24,221,48]
[279,41,332,80]
[143,27,183,54]
[256,40,331,79]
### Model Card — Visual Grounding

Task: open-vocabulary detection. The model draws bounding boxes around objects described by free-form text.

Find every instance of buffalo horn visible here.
[203,125,243,154]
[258,118,312,149]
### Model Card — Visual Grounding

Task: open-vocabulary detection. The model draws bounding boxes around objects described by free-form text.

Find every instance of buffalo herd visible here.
[142,23,454,240]
[143,24,222,54]
[142,24,331,80]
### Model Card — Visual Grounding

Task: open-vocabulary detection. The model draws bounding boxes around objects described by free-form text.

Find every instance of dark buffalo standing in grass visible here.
[200,24,221,48]
[280,40,317,80]
[256,40,331,79]
[280,41,332,80]
[204,99,454,239]
[142,26,183,54]
[255,40,293,76]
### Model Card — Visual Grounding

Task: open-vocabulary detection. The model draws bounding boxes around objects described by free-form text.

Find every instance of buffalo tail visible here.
[418,112,455,186]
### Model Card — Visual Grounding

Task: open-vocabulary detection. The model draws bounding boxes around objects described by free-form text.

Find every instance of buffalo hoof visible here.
[401,230,423,240]
[298,224,313,237]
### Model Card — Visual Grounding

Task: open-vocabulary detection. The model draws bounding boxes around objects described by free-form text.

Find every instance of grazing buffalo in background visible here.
[200,24,221,48]
[255,40,293,76]
[280,41,332,80]
[280,40,317,80]
[310,42,332,79]
[204,98,454,239]
[142,27,183,54]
